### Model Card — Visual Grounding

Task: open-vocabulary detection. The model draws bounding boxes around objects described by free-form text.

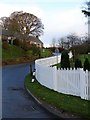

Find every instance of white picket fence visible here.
[35,55,90,100]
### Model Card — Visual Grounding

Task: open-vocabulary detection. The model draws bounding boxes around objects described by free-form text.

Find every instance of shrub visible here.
[13,39,21,47]
[26,50,33,56]
[30,44,40,56]
[61,50,70,69]
[75,58,82,69]
[2,41,9,50]
[21,41,28,51]
[83,58,90,71]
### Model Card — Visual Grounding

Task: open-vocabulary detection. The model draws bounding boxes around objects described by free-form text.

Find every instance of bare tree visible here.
[1,11,44,40]
[67,33,81,47]
[58,37,65,48]
[50,38,56,47]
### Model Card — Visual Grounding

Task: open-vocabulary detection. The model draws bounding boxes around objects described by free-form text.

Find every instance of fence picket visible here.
[35,55,90,100]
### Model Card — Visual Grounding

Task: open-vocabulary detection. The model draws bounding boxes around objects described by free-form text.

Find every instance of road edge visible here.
[24,80,84,120]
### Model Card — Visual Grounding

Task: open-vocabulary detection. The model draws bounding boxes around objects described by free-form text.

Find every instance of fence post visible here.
[53,66,57,91]
[35,61,37,80]
[80,69,85,99]
[88,71,90,100]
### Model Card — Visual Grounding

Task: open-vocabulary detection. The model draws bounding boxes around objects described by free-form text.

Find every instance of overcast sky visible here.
[0,0,88,47]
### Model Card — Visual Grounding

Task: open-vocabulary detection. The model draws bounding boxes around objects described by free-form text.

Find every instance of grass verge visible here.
[79,54,90,65]
[40,49,52,58]
[24,74,90,119]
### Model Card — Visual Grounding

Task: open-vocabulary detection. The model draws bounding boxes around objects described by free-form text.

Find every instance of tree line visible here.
[60,50,90,71]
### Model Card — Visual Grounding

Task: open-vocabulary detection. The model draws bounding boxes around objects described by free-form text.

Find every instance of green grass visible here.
[53,54,90,69]
[2,45,52,60]
[25,74,90,119]
[2,45,25,60]
[40,49,52,58]
[79,54,90,65]
[52,63,61,68]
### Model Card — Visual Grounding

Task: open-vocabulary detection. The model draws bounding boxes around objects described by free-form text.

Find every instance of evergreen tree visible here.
[75,58,82,69]
[61,51,70,69]
[83,58,90,71]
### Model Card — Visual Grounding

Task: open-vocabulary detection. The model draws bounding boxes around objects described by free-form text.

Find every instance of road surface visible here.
[2,63,58,119]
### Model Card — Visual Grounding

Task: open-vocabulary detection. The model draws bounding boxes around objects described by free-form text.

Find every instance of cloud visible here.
[26,0,83,4]
[0,3,44,18]
[0,1,87,47]
[41,7,87,47]
[44,8,87,32]
[43,0,87,38]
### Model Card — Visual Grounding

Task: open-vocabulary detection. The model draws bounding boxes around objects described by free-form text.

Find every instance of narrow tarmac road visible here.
[2,63,58,119]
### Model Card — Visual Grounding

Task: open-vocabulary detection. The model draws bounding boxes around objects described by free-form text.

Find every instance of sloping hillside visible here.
[2,45,25,60]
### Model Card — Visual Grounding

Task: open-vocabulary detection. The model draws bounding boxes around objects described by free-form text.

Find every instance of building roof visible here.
[1,28,13,36]
[0,28,43,44]
[28,36,43,44]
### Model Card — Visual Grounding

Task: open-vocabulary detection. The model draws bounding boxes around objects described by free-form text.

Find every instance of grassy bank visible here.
[2,44,25,60]
[24,74,90,119]
[2,45,39,66]
[40,49,52,58]
[2,45,52,66]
